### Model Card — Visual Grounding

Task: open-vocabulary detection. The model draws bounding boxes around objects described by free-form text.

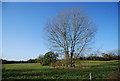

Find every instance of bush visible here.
[42,51,58,66]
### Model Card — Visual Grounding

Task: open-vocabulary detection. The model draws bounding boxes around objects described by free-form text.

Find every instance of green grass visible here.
[2,61,120,80]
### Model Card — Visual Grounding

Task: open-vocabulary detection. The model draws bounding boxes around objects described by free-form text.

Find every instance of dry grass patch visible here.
[50,66,91,69]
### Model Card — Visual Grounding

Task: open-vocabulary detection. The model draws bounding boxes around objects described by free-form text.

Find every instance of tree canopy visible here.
[45,8,96,67]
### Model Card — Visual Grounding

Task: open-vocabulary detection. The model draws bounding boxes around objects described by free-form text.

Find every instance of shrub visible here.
[42,51,58,66]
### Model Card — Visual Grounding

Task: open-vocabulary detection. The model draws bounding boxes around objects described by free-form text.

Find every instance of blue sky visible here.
[2,2,118,61]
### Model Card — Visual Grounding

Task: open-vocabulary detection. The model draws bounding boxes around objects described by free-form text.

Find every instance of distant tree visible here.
[27,59,36,63]
[2,59,7,64]
[101,53,112,61]
[45,8,96,67]
[42,51,58,65]
[107,49,119,57]
[107,49,120,60]
[102,53,110,57]
[36,55,44,64]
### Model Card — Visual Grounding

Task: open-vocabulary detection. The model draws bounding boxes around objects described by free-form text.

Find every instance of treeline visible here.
[2,51,120,64]
[78,56,120,61]
[2,51,58,65]
[2,59,39,64]
[77,53,120,61]
[2,59,28,64]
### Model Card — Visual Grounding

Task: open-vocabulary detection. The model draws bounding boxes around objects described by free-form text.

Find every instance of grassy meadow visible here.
[2,60,120,80]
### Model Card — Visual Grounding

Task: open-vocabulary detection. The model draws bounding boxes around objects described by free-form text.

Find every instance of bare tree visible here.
[45,8,96,67]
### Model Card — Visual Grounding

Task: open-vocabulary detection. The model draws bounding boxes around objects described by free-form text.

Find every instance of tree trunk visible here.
[65,52,69,67]
[70,58,72,67]
[70,52,73,67]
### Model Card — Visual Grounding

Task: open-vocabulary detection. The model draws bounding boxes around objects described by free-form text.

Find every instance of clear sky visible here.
[2,2,118,61]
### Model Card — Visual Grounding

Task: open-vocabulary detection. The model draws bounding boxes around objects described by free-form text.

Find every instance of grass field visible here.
[2,60,120,80]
